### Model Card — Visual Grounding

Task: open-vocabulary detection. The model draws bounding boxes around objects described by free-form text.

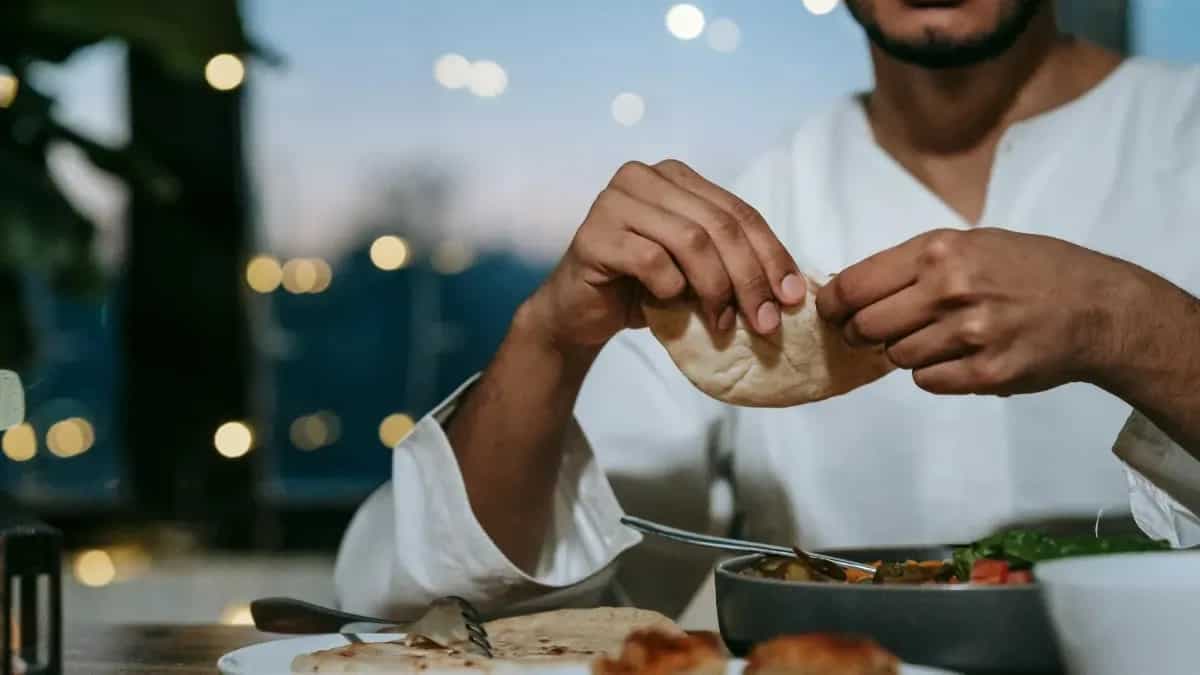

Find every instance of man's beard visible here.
[845,0,1046,70]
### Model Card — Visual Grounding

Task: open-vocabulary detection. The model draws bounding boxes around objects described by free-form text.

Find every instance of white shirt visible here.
[335,58,1200,619]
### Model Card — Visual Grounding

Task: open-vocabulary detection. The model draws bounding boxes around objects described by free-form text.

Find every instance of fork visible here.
[620,515,879,574]
[250,596,493,657]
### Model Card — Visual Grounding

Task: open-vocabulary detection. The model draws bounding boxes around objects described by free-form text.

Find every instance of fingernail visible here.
[757,301,780,332]
[718,306,736,331]
[781,273,805,303]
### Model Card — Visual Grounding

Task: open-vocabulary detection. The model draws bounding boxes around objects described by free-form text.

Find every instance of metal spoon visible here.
[620,515,878,575]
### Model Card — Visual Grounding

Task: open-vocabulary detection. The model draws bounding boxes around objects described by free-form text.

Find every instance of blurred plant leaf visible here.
[23,0,274,78]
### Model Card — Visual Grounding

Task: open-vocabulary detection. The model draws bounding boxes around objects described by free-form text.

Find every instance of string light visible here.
[706,18,741,53]
[2,423,36,462]
[214,421,253,459]
[432,240,475,275]
[803,0,840,15]
[611,93,646,127]
[74,550,116,588]
[370,236,410,271]
[378,413,415,448]
[666,4,706,40]
[281,258,318,294]
[467,60,508,98]
[434,53,471,89]
[310,259,333,293]
[205,53,245,91]
[246,255,283,293]
[46,418,94,458]
[0,73,17,108]
[290,411,340,451]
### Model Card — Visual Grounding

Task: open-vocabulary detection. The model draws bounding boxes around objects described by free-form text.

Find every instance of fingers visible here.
[652,160,806,306]
[593,186,732,326]
[577,218,688,302]
[912,354,1016,396]
[843,283,939,347]
[816,233,930,324]
[606,160,792,333]
[884,318,977,371]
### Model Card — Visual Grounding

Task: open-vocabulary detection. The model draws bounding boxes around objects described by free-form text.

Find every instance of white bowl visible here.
[1035,551,1200,675]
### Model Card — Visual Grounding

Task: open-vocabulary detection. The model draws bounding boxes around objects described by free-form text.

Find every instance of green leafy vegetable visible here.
[952,530,1170,581]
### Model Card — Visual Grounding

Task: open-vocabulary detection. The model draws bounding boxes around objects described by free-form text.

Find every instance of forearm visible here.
[445,299,601,573]
[1093,264,1200,461]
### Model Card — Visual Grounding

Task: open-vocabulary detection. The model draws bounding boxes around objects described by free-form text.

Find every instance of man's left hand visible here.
[816,228,1135,395]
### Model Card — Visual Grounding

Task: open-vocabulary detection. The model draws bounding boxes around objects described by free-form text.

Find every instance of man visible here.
[336,0,1200,619]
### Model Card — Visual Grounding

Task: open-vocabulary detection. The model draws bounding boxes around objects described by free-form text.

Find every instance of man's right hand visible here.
[521,159,808,353]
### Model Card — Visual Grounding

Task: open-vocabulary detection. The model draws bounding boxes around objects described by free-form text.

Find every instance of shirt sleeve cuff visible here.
[1113,411,1200,547]
[385,374,642,611]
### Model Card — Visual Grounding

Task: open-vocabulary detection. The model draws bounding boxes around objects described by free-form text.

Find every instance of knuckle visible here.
[680,223,712,253]
[636,245,669,272]
[612,160,650,186]
[920,229,963,267]
[728,198,765,227]
[704,211,742,240]
[653,158,687,175]
[957,315,990,347]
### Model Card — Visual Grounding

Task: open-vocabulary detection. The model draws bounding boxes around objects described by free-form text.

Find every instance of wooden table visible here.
[65,624,277,674]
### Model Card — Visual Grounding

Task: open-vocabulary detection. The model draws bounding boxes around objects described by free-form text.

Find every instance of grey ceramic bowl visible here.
[715,547,1062,674]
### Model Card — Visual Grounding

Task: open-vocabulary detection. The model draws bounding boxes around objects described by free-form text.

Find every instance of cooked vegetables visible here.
[742,529,1171,586]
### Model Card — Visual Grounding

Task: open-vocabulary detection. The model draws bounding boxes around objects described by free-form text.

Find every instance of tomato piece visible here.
[1006,569,1034,584]
[970,559,1010,584]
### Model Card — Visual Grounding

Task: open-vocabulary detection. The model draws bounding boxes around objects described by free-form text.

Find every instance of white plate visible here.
[219,633,960,674]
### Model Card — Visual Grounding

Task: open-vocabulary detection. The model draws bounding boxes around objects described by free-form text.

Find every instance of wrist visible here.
[1080,259,1164,392]
[510,294,601,378]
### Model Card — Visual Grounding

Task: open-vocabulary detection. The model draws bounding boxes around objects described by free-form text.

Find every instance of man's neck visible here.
[864,12,1122,156]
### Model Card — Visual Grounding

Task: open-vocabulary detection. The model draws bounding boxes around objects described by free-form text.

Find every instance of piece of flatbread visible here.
[291,607,681,673]
[642,276,893,407]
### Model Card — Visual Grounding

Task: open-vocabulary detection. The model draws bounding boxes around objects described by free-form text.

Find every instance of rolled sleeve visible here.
[1114,411,1200,547]
[334,375,642,618]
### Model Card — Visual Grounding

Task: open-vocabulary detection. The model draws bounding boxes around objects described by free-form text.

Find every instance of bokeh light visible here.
[281,258,318,294]
[204,53,245,91]
[434,53,472,89]
[706,18,742,53]
[74,550,116,588]
[378,413,415,448]
[2,423,36,462]
[310,259,333,293]
[220,603,254,626]
[47,418,94,458]
[468,60,508,98]
[803,0,841,16]
[611,92,646,127]
[246,255,283,293]
[666,4,706,40]
[290,411,340,451]
[214,421,253,459]
[370,235,410,271]
[0,73,17,108]
[432,240,475,275]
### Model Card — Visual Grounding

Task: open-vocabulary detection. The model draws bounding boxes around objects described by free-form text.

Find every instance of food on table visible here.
[949,529,1170,582]
[740,529,1170,586]
[591,629,727,675]
[642,275,893,407]
[290,607,681,672]
[744,634,899,675]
